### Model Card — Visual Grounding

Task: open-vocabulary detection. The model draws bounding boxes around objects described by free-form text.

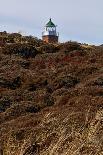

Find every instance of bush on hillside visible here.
[59,41,81,53]
[93,77,103,86]
[25,105,41,113]
[52,75,79,90]
[0,98,12,112]
[3,43,38,58]
[23,143,40,155]
[0,76,21,90]
[44,95,54,106]
[39,44,59,53]
[19,60,30,69]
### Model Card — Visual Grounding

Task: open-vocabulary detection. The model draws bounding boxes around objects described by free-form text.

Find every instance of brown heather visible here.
[0,34,103,155]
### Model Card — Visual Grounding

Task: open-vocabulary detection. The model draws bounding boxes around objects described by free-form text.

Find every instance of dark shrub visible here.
[46,85,54,93]
[28,79,48,91]
[93,77,103,86]
[0,78,12,89]
[11,76,21,89]
[59,41,81,53]
[76,67,98,78]
[0,149,3,155]
[0,78,9,88]
[3,43,38,58]
[19,61,30,69]
[90,58,96,63]
[44,95,54,106]
[23,143,40,155]
[39,79,48,87]
[39,44,59,53]
[60,76,79,88]
[53,75,79,89]
[28,84,37,91]
[37,79,48,87]
[95,91,103,96]
[0,76,21,90]
[0,98,12,112]
[12,129,25,141]
[25,105,40,113]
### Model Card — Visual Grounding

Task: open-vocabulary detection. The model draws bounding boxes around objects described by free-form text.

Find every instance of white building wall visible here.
[42,31,56,36]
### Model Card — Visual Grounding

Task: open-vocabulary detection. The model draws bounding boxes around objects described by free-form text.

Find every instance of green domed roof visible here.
[46,18,56,27]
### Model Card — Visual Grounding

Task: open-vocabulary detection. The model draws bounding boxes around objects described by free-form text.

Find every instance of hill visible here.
[0,33,103,155]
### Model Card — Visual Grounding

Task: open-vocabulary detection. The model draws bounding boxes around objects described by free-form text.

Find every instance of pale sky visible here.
[0,0,103,44]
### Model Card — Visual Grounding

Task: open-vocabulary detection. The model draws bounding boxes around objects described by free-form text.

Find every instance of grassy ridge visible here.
[0,34,103,155]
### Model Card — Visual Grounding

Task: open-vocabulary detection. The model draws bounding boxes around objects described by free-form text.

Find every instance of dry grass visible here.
[0,39,103,155]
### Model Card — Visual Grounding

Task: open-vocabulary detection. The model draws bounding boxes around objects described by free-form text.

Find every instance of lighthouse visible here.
[42,18,59,43]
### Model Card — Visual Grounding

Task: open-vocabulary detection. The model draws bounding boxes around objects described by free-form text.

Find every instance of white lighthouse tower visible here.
[42,18,59,43]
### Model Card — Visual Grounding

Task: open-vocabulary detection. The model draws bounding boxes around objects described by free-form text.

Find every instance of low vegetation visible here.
[0,32,103,155]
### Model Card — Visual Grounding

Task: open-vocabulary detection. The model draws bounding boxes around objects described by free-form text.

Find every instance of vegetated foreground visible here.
[0,36,103,155]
